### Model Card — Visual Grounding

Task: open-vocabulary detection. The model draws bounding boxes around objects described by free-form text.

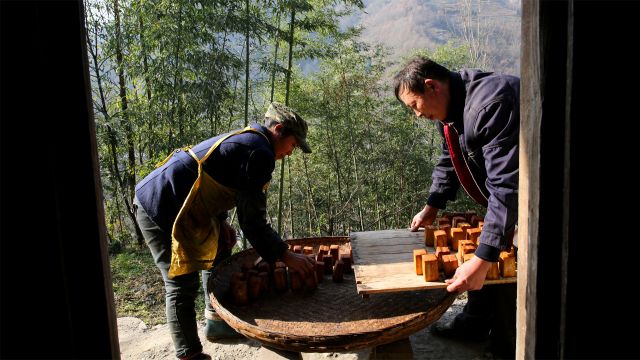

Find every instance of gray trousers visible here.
[133,197,230,358]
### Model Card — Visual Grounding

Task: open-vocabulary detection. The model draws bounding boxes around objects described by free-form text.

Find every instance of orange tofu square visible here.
[452,216,467,228]
[422,254,439,282]
[433,230,447,247]
[442,254,459,278]
[463,253,475,263]
[499,252,516,278]
[435,246,451,270]
[424,225,437,246]
[486,262,500,280]
[413,249,428,275]
[329,245,340,261]
[450,228,464,250]
[461,245,476,255]
[459,223,471,237]
[339,252,352,272]
[439,224,452,244]
[466,228,482,244]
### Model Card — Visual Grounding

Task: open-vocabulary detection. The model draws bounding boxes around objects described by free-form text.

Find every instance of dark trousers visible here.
[460,230,518,352]
[460,283,517,349]
[133,197,230,358]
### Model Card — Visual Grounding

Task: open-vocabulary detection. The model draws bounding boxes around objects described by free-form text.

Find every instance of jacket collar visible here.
[250,123,273,145]
[443,71,466,133]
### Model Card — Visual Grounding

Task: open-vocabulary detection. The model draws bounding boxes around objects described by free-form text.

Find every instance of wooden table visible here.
[350,229,516,295]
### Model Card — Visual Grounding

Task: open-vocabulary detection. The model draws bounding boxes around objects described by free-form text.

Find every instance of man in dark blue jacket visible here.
[133,102,315,360]
[393,57,519,358]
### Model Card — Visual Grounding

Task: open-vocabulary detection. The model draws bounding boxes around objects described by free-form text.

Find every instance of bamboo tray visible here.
[207,236,456,352]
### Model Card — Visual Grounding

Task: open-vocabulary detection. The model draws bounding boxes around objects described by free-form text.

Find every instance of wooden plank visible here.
[350,228,517,295]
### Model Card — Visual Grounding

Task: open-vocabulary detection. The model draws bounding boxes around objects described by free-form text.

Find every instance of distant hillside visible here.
[344,0,521,74]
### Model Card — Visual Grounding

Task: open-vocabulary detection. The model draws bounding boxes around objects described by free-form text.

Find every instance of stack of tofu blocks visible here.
[413,210,516,282]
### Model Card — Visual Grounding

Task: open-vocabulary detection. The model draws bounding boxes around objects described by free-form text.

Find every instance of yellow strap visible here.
[189,126,267,164]
[156,126,267,168]
[155,145,192,168]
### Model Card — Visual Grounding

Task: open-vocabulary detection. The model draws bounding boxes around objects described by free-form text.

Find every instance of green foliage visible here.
[399,42,474,73]
[110,249,206,326]
[110,249,166,325]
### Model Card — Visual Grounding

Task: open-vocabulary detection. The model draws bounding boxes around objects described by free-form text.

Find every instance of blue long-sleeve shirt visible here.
[134,123,288,262]
[427,70,520,262]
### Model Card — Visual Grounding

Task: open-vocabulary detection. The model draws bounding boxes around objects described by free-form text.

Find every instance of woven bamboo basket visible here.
[208,236,456,352]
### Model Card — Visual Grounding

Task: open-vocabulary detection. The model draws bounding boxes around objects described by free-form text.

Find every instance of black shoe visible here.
[430,316,490,341]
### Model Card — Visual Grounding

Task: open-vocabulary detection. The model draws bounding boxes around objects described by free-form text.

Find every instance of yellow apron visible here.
[168,127,267,278]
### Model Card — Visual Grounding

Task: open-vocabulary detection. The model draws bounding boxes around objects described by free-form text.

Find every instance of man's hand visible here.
[410,205,439,231]
[280,250,316,279]
[445,255,492,293]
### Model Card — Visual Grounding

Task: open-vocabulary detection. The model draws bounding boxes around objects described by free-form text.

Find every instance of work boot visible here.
[204,318,244,340]
[430,314,490,341]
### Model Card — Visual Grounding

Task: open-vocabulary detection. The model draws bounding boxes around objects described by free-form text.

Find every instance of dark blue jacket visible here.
[135,123,288,262]
[427,70,519,262]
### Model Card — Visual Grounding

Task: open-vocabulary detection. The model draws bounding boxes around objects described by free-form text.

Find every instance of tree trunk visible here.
[278,7,295,234]
[244,0,250,128]
[340,67,364,231]
[167,2,184,148]
[113,0,143,246]
[269,11,281,102]
[137,5,154,159]
[302,155,320,235]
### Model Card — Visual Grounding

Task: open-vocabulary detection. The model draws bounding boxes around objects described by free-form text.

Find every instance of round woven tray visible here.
[208,236,456,352]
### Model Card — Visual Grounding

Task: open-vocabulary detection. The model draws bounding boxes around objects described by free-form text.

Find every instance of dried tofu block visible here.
[273,268,287,291]
[413,249,428,275]
[289,269,303,291]
[451,228,464,251]
[467,228,482,244]
[486,262,500,280]
[499,252,516,278]
[436,246,451,270]
[339,252,352,273]
[433,230,447,247]
[442,254,459,278]
[315,261,325,283]
[422,254,439,282]
[424,225,437,246]
[231,279,248,305]
[332,260,344,283]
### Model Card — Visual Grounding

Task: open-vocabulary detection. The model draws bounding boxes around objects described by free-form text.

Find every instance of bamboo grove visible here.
[84,0,509,250]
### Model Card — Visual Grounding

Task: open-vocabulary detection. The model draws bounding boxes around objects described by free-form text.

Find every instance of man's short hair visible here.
[393,57,451,101]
